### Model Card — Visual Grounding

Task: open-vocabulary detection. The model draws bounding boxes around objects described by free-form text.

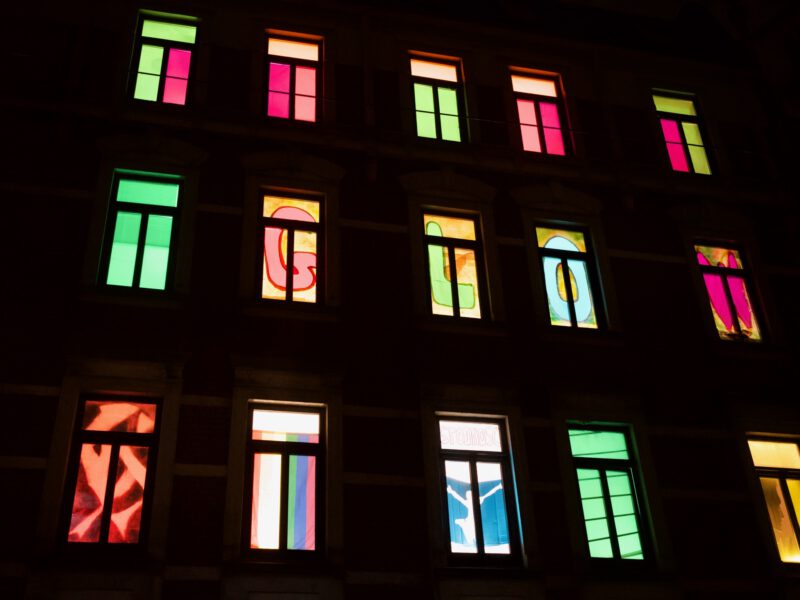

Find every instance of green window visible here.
[102,172,181,291]
[568,426,647,560]
[410,58,464,142]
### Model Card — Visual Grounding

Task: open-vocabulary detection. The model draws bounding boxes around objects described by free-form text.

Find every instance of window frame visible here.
[98,171,182,292]
[243,402,326,560]
[410,55,467,143]
[652,90,713,175]
[264,33,322,123]
[436,415,521,565]
[61,396,162,551]
[422,210,488,320]
[510,71,570,156]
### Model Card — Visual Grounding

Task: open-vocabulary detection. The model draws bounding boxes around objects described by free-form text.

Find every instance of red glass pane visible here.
[109,446,149,544]
[163,77,188,105]
[540,102,565,155]
[666,142,690,172]
[82,401,156,433]
[268,91,290,118]
[269,62,290,92]
[68,444,111,542]
[166,48,191,79]
[660,118,682,142]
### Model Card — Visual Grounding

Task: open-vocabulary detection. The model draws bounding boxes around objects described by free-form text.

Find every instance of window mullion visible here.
[469,460,485,554]
[132,211,149,287]
[532,99,545,152]
[98,443,121,543]
[721,274,743,335]
[448,245,460,317]
[285,227,296,300]
[279,450,290,550]
[289,62,297,120]
[561,257,578,326]
[599,468,622,559]
[433,84,442,139]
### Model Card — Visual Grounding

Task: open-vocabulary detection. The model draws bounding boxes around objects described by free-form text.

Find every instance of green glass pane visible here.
[681,122,703,145]
[286,454,297,547]
[117,178,180,208]
[588,538,614,558]
[142,19,197,44]
[106,212,142,287]
[606,470,632,496]
[138,44,164,76]
[416,111,437,139]
[652,94,696,116]
[414,83,434,112]
[618,532,644,560]
[437,87,458,116]
[569,429,629,460]
[687,144,712,174]
[577,471,603,500]
[613,514,638,536]
[139,215,172,290]
[585,515,610,542]
[440,114,461,142]
[134,73,160,101]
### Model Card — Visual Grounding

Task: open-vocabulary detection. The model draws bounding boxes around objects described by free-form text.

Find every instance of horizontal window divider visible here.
[79,431,157,445]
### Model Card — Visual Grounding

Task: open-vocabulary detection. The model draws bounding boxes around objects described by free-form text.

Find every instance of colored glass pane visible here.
[134,73,160,102]
[568,258,598,328]
[82,401,156,433]
[117,178,180,208]
[569,429,629,460]
[576,468,613,558]
[251,453,282,549]
[438,87,461,142]
[517,99,537,126]
[139,215,172,290]
[268,62,291,92]
[109,445,149,543]
[295,66,316,97]
[414,84,437,138]
[286,454,316,550]
[607,470,643,559]
[68,443,112,543]
[511,75,557,97]
[542,256,572,327]
[166,48,191,78]
[424,215,476,241]
[106,212,142,287]
[520,124,541,153]
[295,95,316,122]
[428,243,455,317]
[410,59,458,82]
[695,245,743,270]
[540,102,565,155]
[444,460,477,553]
[268,92,290,119]
[666,141,690,172]
[536,227,586,252]
[760,477,800,563]
[749,441,800,469]
[263,196,320,221]
[138,44,164,76]
[252,409,320,443]
[292,230,318,302]
[142,20,197,44]
[682,122,711,173]
[268,38,319,62]
[660,119,682,143]
[653,94,696,116]
[476,462,510,554]
[439,421,502,452]
[728,275,761,340]
[454,247,481,318]
[163,77,188,105]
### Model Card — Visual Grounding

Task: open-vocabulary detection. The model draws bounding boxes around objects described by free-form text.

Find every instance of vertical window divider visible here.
[98,445,121,543]
[599,469,622,559]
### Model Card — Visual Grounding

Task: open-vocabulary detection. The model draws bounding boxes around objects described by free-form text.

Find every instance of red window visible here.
[511,74,567,155]
[266,35,321,122]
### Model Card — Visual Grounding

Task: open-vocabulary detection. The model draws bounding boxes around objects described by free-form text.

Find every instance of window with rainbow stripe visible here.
[248,406,323,554]
[266,35,321,122]
[511,73,567,155]
[133,15,197,105]
[653,92,711,175]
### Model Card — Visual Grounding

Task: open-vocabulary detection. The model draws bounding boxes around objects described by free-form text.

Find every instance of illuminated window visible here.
[266,35,321,122]
[132,14,197,105]
[695,244,761,341]
[535,227,600,329]
[410,57,464,142]
[65,398,159,544]
[568,426,646,560]
[261,194,321,303]
[652,92,711,174]
[246,405,324,554]
[438,418,519,559]
[511,73,567,155]
[423,212,484,319]
[101,171,181,291]
[748,439,800,563]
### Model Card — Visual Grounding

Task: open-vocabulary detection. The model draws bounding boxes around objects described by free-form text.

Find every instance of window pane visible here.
[428,243,455,317]
[263,196,320,221]
[687,144,712,175]
[542,256,571,327]
[576,468,613,558]
[117,178,180,208]
[138,44,164,76]
[268,38,319,62]
[416,111,437,139]
[68,443,112,543]
[749,441,800,469]
[477,462,510,554]
[516,99,537,126]
[163,77,188,105]
[410,59,458,82]
[268,91,290,118]
[251,453,282,549]
[295,94,316,122]
[166,48,192,78]
[252,410,320,442]
[286,455,316,550]
[438,88,461,141]
[439,421,502,452]
[511,75,557,97]
[268,62,291,93]
[665,141,690,172]
[695,246,743,270]
[82,401,156,433]
[536,227,587,253]
[660,118,682,143]
[652,94,696,116]
[438,87,458,116]
[728,275,760,340]
[292,230,318,303]
[109,446,149,544]
[139,215,172,290]
[607,470,643,560]
[539,102,565,155]
[295,66,316,97]
[569,429,629,460]
[702,272,735,337]
[454,247,481,318]
[423,214,476,241]
[263,226,289,300]
[106,211,142,287]
[520,124,541,152]
[134,73,160,102]
[142,20,197,44]
[440,114,461,142]
[414,83,435,112]
[444,460,477,553]
[567,258,598,329]
[760,477,800,563]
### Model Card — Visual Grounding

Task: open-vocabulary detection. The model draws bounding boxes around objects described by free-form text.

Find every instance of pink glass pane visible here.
[109,446,149,543]
[163,77,188,105]
[520,124,541,152]
[68,444,112,542]
[166,48,191,79]
[516,99,537,125]
[295,66,316,97]
[268,91,290,118]
[82,401,156,433]
[703,272,734,332]
[295,95,316,122]
[728,275,755,331]
[666,143,690,172]
[660,118,682,143]
[269,62,291,92]
[540,102,565,155]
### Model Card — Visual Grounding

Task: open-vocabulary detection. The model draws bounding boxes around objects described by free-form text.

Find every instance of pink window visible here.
[511,73,567,156]
[266,36,321,122]
[653,93,711,174]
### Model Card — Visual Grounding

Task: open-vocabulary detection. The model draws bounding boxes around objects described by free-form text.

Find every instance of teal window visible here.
[568,426,647,560]
[101,172,181,291]
[410,57,464,142]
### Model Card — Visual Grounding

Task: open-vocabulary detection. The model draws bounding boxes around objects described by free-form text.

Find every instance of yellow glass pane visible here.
[652,94,697,116]
[423,214,476,241]
[262,226,288,300]
[454,247,481,319]
[535,227,587,253]
[267,38,319,62]
[694,245,742,269]
[511,75,557,97]
[760,477,800,563]
[749,441,800,469]
[292,230,318,303]
[263,196,320,222]
[410,59,458,82]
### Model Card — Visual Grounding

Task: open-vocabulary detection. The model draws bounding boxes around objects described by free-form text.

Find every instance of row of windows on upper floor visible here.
[128,11,712,175]
[102,170,764,343]
[65,396,800,567]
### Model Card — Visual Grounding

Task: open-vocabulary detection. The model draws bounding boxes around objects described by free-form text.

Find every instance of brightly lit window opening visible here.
[652,92,711,174]
[695,244,761,341]
[568,427,645,560]
[248,406,323,552]
[748,439,800,563]
[103,171,181,290]
[266,35,320,122]
[438,418,517,556]
[410,57,463,142]
[536,227,599,329]
[133,14,197,105]
[511,73,566,155]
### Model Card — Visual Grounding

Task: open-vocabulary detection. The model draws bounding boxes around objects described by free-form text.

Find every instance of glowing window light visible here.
[410,59,458,82]
[266,36,320,122]
[750,441,800,470]
[652,93,711,174]
[568,427,645,560]
[439,421,502,452]
[511,73,566,155]
[268,38,319,62]
[410,57,463,142]
[133,17,196,105]
[252,409,321,442]
[694,244,761,341]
